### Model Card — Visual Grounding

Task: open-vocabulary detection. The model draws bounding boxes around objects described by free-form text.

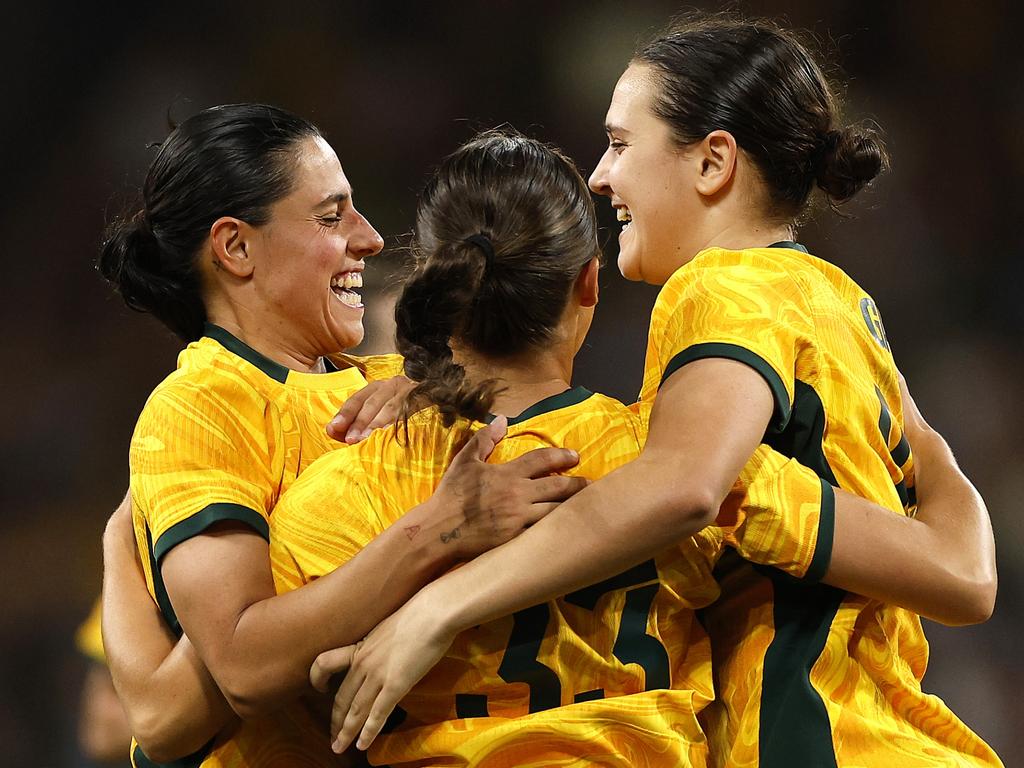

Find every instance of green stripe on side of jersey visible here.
[759,378,842,767]
[133,740,212,768]
[661,343,792,433]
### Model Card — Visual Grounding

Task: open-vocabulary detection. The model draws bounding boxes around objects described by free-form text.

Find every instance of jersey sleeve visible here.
[648,255,814,433]
[129,382,278,563]
[269,456,389,594]
[716,445,834,582]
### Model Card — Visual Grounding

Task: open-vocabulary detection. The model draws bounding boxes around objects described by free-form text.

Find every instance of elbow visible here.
[131,710,204,765]
[955,577,998,626]
[933,575,998,627]
[218,672,279,720]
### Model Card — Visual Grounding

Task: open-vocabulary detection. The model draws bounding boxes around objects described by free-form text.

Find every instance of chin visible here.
[616,250,643,282]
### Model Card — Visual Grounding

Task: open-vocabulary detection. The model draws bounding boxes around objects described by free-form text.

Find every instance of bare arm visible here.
[101,493,234,763]
[327,357,775,751]
[824,375,997,625]
[159,421,584,720]
[78,663,132,764]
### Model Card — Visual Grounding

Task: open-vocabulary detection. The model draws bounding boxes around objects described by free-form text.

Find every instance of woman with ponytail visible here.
[97,104,585,767]
[326,16,1001,768]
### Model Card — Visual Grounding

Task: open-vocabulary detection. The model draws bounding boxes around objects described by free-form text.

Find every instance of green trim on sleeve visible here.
[661,343,792,433]
[153,503,270,563]
[803,480,835,583]
[133,740,212,768]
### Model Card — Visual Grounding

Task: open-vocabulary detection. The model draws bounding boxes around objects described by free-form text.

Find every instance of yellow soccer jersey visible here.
[271,387,830,768]
[128,323,401,768]
[76,597,106,665]
[640,242,1001,768]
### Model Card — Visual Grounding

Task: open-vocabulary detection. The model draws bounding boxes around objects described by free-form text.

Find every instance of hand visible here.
[102,490,139,569]
[327,376,418,444]
[897,371,935,445]
[325,592,455,753]
[430,416,587,559]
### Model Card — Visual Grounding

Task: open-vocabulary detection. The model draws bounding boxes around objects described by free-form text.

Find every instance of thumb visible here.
[310,646,356,693]
[474,415,507,461]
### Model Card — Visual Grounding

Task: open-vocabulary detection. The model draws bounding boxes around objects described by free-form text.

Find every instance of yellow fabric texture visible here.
[127,328,402,768]
[270,387,828,768]
[640,245,1001,768]
[76,597,106,665]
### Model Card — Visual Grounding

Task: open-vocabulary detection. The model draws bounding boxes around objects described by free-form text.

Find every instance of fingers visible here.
[332,676,382,753]
[327,382,383,440]
[326,377,414,443]
[309,646,355,693]
[356,688,403,751]
[450,415,508,467]
[523,474,589,504]
[330,659,367,747]
[343,387,398,443]
[504,446,580,479]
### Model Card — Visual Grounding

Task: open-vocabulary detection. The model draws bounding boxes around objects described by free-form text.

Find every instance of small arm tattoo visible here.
[440,527,461,544]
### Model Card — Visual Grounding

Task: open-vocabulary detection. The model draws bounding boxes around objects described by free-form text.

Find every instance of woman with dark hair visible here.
[326,17,1001,768]
[97,103,585,767]
[267,128,992,767]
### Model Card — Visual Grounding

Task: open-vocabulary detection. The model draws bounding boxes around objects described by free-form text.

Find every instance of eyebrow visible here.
[605,123,630,136]
[315,191,351,208]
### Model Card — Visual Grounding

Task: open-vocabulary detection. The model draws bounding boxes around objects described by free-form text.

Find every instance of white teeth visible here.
[616,208,632,222]
[332,272,363,289]
[335,290,362,307]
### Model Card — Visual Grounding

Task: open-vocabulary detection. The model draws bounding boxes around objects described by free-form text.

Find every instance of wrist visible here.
[404,497,463,571]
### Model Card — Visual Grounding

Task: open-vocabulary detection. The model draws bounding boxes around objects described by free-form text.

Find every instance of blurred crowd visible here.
[2,1,1019,764]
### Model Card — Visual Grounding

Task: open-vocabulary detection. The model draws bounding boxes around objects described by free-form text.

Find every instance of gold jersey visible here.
[270,387,830,767]
[639,242,1001,768]
[128,323,402,768]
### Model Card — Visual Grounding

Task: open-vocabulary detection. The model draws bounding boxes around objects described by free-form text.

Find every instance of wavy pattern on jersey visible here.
[272,394,723,767]
[128,335,403,768]
[271,389,836,767]
[644,246,1002,767]
[374,691,710,768]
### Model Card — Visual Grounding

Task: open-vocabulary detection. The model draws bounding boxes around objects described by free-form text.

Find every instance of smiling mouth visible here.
[616,206,632,234]
[331,271,363,308]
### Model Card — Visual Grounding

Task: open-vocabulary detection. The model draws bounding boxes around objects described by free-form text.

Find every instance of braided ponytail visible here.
[395,128,600,427]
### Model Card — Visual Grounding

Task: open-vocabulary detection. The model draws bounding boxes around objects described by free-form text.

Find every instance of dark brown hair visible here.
[98,104,321,341]
[634,14,888,217]
[395,127,599,426]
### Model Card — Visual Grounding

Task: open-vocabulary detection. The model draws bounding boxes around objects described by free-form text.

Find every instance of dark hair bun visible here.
[97,211,205,341]
[815,123,889,206]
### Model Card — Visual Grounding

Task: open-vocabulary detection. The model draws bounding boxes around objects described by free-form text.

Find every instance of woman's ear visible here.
[576,256,601,308]
[209,217,254,278]
[695,129,739,197]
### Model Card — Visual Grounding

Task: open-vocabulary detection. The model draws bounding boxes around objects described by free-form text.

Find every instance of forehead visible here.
[606,64,659,128]
[289,135,351,202]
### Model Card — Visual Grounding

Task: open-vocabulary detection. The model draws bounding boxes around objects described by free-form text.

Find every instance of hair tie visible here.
[465,233,495,272]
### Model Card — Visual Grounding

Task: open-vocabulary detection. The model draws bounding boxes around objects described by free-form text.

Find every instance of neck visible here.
[697,218,795,255]
[456,342,575,418]
[205,297,327,374]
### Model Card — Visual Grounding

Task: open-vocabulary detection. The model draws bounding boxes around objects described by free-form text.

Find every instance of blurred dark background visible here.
[2,1,1020,764]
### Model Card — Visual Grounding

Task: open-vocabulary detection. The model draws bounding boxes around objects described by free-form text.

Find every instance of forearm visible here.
[827,430,996,625]
[194,500,458,717]
[102,517,233,762]
[424,452,717,634]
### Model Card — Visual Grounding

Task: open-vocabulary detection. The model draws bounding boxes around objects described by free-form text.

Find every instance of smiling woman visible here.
[96,103,585,767]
